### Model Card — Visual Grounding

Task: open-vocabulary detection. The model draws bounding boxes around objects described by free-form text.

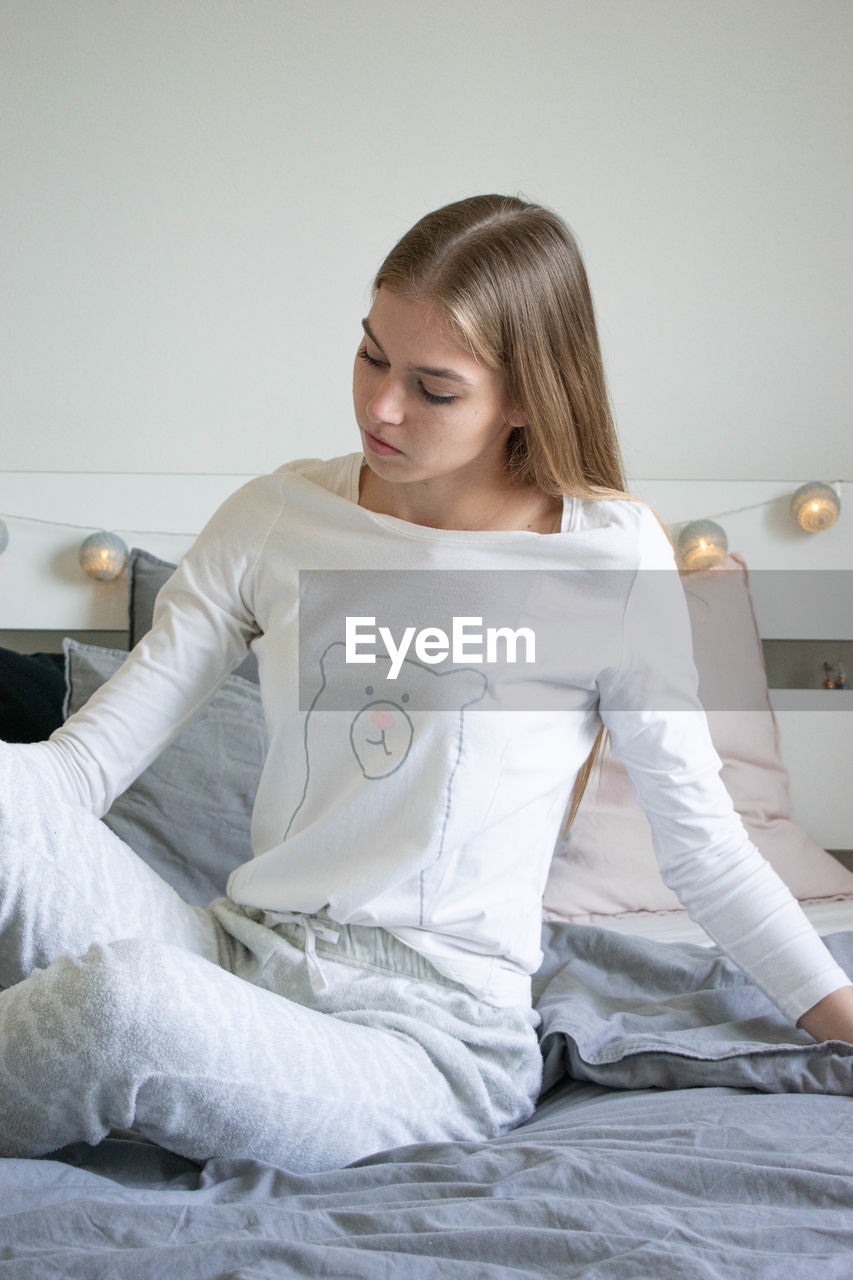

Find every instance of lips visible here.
[364,429,403,457]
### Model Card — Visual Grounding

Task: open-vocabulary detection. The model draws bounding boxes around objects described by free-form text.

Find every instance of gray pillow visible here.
[64,639,266,906]
[129,548,260,684]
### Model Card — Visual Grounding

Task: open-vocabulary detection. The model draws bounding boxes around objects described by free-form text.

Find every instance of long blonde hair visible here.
[374,194,672,836]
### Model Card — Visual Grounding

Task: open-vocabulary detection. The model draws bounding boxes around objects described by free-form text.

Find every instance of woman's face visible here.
[352,288,523,490]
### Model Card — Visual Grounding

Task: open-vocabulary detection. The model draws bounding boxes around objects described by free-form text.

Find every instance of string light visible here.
[0,511,200,538]
[0,511,195,582]
[0,478,844,580]
[791,481,841,533]
[664,480,842,570]
[675,520,729,572]
[78,532,130,581]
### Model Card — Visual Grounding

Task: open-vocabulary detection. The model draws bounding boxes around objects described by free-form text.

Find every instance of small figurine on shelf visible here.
[822,661,848,690]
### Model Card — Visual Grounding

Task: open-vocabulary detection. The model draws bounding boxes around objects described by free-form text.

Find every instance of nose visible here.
[370,708,395,730]
[365,376,405,427]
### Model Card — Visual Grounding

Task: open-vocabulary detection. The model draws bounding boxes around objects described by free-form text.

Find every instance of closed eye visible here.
[357,347,458,405]
[419,384,458,406]
[357,347,387,370]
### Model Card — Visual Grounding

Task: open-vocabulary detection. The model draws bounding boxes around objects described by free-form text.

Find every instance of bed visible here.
[0,475,852,1277]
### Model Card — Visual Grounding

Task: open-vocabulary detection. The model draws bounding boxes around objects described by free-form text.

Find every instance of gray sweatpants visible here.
[0,747,542,1172]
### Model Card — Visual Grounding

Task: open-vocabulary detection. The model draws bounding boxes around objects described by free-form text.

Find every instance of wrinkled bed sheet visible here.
[0,925,851,1278]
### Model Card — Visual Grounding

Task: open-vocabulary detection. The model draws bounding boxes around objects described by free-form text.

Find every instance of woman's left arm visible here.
[596,504,853,1040]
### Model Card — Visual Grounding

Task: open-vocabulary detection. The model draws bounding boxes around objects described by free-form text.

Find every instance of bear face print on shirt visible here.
[282,641,488,923]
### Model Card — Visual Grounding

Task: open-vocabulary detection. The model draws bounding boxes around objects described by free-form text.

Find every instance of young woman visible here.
[1,194,851,1171]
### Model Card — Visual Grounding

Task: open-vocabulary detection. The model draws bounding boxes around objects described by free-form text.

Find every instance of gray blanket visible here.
[0,924,851,1278]
[536,923,853,1094]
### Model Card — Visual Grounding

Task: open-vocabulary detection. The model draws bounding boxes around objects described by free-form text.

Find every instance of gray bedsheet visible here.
[1,924,852,1278]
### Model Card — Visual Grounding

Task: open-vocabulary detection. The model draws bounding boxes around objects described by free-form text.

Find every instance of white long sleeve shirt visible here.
[20,453,851,1018]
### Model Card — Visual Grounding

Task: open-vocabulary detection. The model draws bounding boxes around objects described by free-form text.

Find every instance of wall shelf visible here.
[767,689,852,711]
[763,639,852,692]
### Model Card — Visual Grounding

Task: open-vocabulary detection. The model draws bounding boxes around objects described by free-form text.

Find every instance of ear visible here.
[505,405,527,429]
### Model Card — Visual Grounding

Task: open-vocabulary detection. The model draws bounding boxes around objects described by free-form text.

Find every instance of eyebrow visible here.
[361,318,473,386]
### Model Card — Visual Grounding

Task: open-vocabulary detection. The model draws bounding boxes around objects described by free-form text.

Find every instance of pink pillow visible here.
[543,553,853,921]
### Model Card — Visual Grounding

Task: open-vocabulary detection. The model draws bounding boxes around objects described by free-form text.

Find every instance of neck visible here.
[358,461,561,534]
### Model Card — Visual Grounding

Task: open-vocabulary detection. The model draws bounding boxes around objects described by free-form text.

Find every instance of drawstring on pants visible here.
[261,910,342,992]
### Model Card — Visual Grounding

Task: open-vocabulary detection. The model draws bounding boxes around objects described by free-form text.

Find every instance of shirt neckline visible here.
[346,454,574,544]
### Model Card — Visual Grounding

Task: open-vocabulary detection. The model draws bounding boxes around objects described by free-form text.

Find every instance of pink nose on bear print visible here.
[370,708,395,730]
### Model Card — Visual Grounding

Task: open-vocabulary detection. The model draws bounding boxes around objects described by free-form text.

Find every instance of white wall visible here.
[3,0,852,480]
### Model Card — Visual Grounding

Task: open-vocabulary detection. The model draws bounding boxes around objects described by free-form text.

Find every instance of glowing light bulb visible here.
[79,531,129,580]
[675,520,728,572]
[791,482,841,533]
